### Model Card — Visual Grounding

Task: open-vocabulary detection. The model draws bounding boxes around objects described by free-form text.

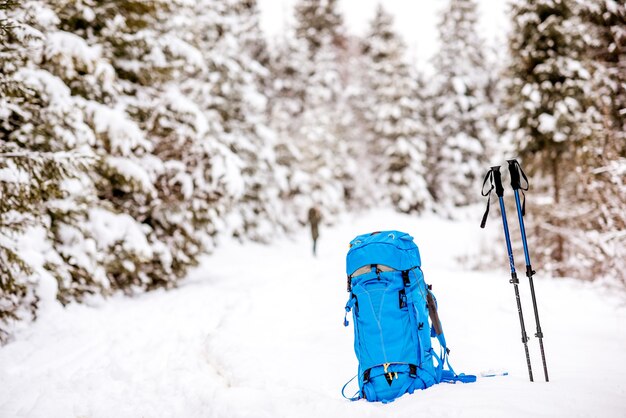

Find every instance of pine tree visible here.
[504,0,599,204]
[429,0,492,209]
[47,0,224,292]
[294,0,344,55]
[331,36,371,210]
[582,0,625,153]
[503,0,603,271]
[0,0,91,341]
[267,0,357,222]
[295,38,350,216]
[190,0,287,241]
[33,0,156,295]
[361,5,431,213]
[229,0,271,69]
[267,32,314,223]
[338,35,381,210]
[563,0,625,282]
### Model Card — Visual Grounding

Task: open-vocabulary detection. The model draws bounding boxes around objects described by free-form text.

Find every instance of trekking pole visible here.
[507,159,549,382]
[480,166,533,382]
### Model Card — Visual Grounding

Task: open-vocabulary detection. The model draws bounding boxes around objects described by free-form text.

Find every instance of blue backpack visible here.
[342,230,475,403]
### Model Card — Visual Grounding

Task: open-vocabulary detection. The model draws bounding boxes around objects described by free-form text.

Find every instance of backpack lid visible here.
[346,230,421,276]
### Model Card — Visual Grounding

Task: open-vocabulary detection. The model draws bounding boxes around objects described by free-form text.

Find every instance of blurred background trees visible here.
[1,0,623,341]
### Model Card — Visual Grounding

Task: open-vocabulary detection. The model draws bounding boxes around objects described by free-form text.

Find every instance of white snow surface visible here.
[1,209,625,417]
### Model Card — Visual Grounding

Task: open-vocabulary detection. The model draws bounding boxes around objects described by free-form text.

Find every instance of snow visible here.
[87,207,154,262]
[1,209,625,417]
[45,31,101,78]
[162,87,209,137]
[16,68,72,107]
[452,77,467,95]
[104,156,155,193]
[83,102,152,156]
[537,113,556,134]
[16,227,65,316]
[161,34,205,72]
[0,161,28,184]
[27,1,59,30]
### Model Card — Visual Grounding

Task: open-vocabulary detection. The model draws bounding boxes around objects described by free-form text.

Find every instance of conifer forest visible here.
[0,0,624,342]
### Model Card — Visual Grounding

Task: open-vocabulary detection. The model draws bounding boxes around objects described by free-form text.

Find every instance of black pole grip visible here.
[492,166,504,197]
[508,159,521,190]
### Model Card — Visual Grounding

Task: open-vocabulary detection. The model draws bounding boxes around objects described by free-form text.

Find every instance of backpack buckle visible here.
[363,369,371,383]
[399,289,407,309]
[409,364,417,378]
[402,270,410,286]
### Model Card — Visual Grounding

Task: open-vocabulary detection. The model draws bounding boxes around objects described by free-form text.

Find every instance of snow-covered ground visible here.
[1,209,625,417]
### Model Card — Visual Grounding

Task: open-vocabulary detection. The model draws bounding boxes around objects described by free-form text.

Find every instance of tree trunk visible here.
[551,156,564,273]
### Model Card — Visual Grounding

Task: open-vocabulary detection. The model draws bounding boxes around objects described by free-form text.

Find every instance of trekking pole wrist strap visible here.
[480,166,503,229]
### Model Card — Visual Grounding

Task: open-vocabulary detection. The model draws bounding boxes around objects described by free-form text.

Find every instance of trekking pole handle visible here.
[491,166,504,197]
[507,159,529,191]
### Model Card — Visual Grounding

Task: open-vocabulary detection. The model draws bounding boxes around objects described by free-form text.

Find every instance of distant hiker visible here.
[308,205,322,256]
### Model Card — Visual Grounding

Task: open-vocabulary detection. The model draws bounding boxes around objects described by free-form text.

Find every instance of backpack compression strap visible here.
[412,270,477,384]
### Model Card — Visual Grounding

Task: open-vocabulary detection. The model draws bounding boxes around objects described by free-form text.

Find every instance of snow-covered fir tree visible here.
[558,0,625,282]
[186,0,286,241]
[229,0,271,69]
[294,0,345,55]
[294,37,352,216]
[361,5,431,213]
[582,0,625,153]
[25,0,152,299]
[266,32,315,221]
[267,0,358,222]
[43,0,179,294]
[0,0,299,321]
[0,0,94,339]
[47,0,249,293]
[428,0,492,210]
[504,0,599,203]
[331,36,373,210]
[503,0,602,272]
[294,0,358,219]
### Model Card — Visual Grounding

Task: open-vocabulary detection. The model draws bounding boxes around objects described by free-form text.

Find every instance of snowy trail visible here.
[1,209,625,417]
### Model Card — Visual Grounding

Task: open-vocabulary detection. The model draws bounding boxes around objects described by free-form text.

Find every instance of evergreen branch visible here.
[0,152,96,161]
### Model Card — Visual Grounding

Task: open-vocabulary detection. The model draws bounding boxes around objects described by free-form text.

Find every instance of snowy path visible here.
[1,210,625,417]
